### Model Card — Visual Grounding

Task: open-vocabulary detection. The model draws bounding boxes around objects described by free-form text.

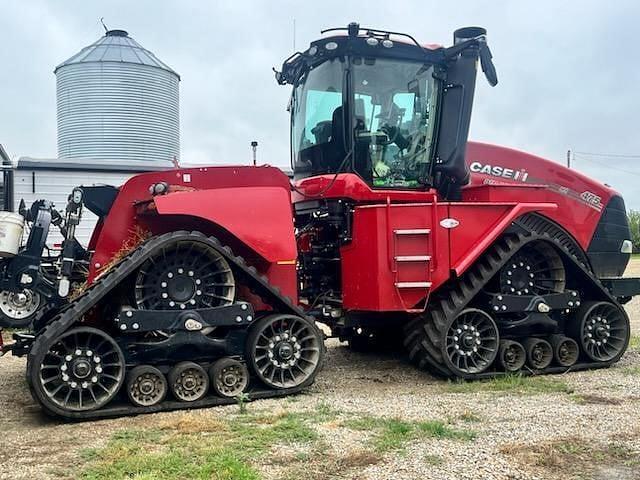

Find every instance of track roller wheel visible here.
[573,301,630,363]
[168,362,209,402]
[524,338,553,370]
[550,335,579,367]
[28,327,125,414]
[443,308,499,376]
[209,358,249,398]
[126,365,168,407]
[498,340,526,372]
[247,314,323,389]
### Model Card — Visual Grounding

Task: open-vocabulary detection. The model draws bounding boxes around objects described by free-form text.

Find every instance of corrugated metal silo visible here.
[55,29,180,165]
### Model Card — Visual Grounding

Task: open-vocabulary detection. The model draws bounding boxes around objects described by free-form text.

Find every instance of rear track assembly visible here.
[26,231,324,420]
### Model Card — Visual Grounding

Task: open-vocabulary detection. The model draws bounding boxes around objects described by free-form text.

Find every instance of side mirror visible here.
[478,40,498,86]
[450,27,498,87]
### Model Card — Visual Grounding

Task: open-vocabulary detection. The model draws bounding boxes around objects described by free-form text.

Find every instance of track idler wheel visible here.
[247,314,323,389]
[498,340,526,372]
[28,327,125,414]
[126,365,168,407]
[550,335,579,367]
[168,362,209,402]
[524,337,553,370]
[209,358,249,398]
[443,308,500,376]
[573,301,630,363]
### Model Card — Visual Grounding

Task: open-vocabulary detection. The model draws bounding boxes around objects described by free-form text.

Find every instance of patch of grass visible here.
[501,436,640,476]
[571,393,622,405]
[424,453,444,466]
[621,366,640,376]
[629,335,640,351]
[79,411,319,480]
[458,410,482,423]
[343,415,475,453]
[444,374,573,395]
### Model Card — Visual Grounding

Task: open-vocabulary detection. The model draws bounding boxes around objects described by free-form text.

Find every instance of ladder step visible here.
[394,229,431,235]
[395,281,433,288]
[395,255,431,262]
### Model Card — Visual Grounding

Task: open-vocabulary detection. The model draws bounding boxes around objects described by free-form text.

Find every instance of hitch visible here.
[0,330,35,357]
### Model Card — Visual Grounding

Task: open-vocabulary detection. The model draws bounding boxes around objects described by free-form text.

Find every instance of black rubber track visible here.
[26,231,321,420]
[403,214,630,379]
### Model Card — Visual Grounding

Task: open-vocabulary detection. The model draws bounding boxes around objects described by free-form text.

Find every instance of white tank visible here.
[55,29,180,166]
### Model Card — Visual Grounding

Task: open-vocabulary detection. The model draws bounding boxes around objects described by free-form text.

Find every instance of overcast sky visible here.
[2,0,640,209]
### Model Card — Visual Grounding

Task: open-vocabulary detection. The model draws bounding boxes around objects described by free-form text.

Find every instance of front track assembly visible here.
[26,231,324,420]
[404,214,631,379]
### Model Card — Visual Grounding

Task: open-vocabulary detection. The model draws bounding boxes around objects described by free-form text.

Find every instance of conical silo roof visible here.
[55,29,180,165]
[55,29,179,78]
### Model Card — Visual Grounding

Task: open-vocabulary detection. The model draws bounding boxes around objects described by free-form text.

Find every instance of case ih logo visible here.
[469,162,529,182]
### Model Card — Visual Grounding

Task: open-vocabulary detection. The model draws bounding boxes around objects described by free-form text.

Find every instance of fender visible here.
[153,187,297,263]
[449,202,558,277]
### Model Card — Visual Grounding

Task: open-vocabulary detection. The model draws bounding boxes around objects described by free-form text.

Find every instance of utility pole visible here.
[251,141,258,166]
[566,149,571,168]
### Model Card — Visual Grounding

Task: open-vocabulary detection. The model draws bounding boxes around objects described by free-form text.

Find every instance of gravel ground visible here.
[1,260,639,480]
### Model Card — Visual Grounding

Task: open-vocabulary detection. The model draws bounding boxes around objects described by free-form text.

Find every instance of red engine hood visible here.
[464,141,620,249]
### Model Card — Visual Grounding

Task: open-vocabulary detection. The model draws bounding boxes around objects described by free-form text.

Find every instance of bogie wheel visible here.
[443,308,499,376]
[524,337,553,369]
[209,358,249,398]
[247,314,323,389]
[28,327,125,414]
[498,340,526,372]
[126,365,168,407]
[550,335,579,367]
[499,242,565,296]
[135,240,235,311]
[573,301,630,363]
[168,362,209,402]
[0,289,42,328]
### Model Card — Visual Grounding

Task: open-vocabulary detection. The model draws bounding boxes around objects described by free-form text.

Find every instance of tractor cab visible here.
[277,23,498,199]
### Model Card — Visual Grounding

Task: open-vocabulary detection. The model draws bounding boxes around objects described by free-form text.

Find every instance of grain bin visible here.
[55,29,179,166]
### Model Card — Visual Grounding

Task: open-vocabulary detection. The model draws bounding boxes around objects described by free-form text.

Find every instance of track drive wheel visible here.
[135,240,235,311]
[498,242,565,295]
[209,358,249,398]
[498,340,526,372]
[573,301,630,363]
[443,308,499,376]
[247,314,323,389]
[168,362,209,402]
[28,327,125,415]
[126,365,168,407]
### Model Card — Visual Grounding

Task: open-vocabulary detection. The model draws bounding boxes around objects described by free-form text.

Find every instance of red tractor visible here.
[1,24,638,419]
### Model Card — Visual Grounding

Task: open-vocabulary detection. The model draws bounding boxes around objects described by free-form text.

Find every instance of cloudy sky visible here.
[2,0,640,209]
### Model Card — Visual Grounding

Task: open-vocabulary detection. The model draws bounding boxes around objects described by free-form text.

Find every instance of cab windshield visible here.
[291,56,439,188]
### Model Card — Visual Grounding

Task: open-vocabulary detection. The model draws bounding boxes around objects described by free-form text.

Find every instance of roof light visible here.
[366,37,379,46]
[325,41,338,51]
[308,46,318,56]
[382,39,394,48]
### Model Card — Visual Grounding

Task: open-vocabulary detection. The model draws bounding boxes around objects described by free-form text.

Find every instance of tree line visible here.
[630,210,640,253]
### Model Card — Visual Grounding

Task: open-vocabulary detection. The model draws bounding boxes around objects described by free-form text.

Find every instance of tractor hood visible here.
[464,141,632,277]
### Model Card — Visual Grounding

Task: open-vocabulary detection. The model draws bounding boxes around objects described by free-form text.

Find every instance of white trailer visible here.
[10,157,169,246]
